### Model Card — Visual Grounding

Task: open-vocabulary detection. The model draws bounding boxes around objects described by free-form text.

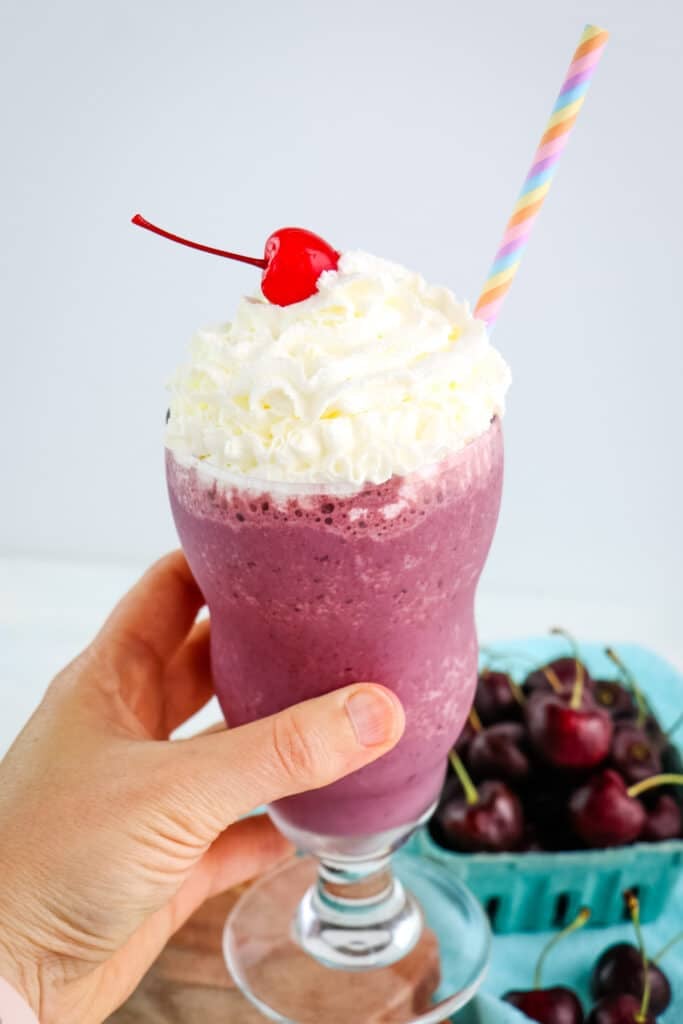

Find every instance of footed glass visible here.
[167,420,503,1022]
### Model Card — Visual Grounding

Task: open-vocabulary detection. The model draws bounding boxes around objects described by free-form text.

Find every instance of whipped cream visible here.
[165,251,511,486]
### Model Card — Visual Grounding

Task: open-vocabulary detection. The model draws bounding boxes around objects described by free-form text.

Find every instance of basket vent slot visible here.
[553,893,570,927]
[485,897,500,926]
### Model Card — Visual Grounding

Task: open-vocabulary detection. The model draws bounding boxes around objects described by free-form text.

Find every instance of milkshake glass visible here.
[165,250,510,1022]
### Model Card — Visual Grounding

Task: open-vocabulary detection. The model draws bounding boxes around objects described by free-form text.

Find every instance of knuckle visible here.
[270,711,322,788]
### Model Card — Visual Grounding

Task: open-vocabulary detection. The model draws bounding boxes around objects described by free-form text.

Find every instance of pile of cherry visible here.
[431,631,683,853]
[502,890,681,1023]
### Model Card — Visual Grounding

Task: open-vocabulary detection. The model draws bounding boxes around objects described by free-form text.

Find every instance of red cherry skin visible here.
[590,942,671,1014]
[525,693,613,769]
[261,227,339,305]
[437,781,524,853]
[504,987,585,1023]
[468,722,531,784]
[524,657,593,698]
[586,993,655,1024]
[593,679,638,720]
[610,724,661,784]
[641,793,682,841]
[475,670,521,724]
[569,770,645,848]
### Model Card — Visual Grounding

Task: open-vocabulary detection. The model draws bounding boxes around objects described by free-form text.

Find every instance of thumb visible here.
[173,684,405,827]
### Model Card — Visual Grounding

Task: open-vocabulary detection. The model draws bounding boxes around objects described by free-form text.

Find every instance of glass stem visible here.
[295,853,423,970]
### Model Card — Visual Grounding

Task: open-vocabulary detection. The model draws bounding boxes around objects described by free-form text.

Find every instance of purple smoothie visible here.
[167,418,503,838]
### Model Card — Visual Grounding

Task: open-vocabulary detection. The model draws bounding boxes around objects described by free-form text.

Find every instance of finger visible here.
[195,814,294,899]
[162,619,215,734]
[173,683,405,827]
[95,551,204,672]
[190,722,227,737]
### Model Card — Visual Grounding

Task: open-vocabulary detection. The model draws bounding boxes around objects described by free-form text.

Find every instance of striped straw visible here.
[474,24,609,330]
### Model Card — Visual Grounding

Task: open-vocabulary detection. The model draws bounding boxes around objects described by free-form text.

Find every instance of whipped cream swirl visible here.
[165,251,511,486]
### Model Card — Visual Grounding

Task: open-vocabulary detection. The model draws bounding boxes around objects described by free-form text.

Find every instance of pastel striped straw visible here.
[474,24,609,330]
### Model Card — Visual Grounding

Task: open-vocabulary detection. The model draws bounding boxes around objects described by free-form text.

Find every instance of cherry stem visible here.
[627,773,683,799]
[653,930,683,963]
[651,933,683,962]
[468,707,483,733]
[131,214,267,269]
[551,627,585,709]
[542,665,564,695]
[532,907,591,989]
[624,891,651,1023]
[480,666,525,706]
[606,647,648,727]
[509,680,526,706]
[480,646,538,669]
[665,711,683,738]
[449,750,479,806]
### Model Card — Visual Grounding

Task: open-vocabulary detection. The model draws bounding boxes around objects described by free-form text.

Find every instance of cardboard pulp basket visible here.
[411,640,683,934]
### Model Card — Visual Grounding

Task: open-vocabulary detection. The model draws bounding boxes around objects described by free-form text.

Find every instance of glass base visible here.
[223,852,491,1024]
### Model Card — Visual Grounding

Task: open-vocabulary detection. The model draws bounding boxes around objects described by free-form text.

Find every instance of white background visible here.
[1,0,682,738]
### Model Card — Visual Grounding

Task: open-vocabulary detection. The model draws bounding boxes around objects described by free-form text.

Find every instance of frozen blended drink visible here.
[165,250,510,845]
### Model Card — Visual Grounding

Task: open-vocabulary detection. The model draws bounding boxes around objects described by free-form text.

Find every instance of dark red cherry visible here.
[569,770,645,847]
[593,679,638,720]
[590,943,671,1015]
[475,669,522,724]
[641,794,682,841]
[586,993,655,1024]
[503,907,590,1022]
[610,724,661,784]
[132,215,339,306]
[525,692,613,769]
[504,988,584,1023]
[525,656,592,698]
[468,721,531,784]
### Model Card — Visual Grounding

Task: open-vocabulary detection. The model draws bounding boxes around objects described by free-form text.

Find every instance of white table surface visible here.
[2,555,682,758]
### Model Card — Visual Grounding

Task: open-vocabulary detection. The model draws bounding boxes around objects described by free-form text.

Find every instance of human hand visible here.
[0,552,405,1023]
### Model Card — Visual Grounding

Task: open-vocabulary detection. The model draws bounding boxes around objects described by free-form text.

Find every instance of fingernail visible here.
[345,688,399,747]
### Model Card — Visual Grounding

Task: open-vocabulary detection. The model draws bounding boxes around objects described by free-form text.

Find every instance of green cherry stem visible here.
[551,627,585,709]
[480,666,526,706]
[665,711,683,738]
[542,665,564,695]
[624,891,651,1024]
[480,646,538,669]
[468,707,483,733]
[449,750,479,807]
[627,773,683,799]
[532,907,591,990]
[653,930,683,964]
[606,647,648,726]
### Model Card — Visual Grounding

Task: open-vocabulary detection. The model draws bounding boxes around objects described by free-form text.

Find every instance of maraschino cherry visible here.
[132,214,340,306]
[503,907,590,1023]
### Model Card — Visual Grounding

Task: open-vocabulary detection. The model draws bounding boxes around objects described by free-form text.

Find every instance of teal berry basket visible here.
[410,639,683,934]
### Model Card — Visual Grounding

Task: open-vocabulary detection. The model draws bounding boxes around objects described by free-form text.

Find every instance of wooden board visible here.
[109,885,441,1023]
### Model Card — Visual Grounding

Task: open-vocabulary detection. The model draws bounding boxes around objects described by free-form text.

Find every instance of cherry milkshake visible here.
[168,422,502,838]
[165,248,510,849]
